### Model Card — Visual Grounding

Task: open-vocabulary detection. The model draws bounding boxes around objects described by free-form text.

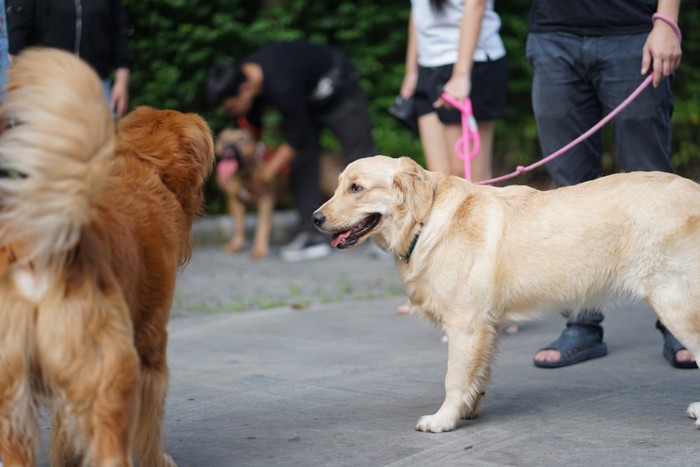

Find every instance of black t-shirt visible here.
[242,40,336,154]
[528,0,657,36]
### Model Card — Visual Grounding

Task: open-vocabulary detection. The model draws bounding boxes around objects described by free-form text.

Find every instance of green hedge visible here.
[123,0,700,211]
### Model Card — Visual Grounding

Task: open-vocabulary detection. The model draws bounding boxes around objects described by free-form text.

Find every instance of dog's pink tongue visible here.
[216,160,239,188]
[331,231,351,247]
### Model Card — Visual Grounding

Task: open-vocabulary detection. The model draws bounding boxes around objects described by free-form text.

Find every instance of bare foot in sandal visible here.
[656,320,698,369]
[396,300,412,315]
[533,323,608,368]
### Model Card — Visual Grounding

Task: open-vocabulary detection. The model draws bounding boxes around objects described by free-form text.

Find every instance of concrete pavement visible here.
[157,214,700,466]
[165,297,699,467]
[29,214,699,466]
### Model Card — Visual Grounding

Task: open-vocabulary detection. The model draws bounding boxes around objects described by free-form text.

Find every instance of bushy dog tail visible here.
[0,48,115,265]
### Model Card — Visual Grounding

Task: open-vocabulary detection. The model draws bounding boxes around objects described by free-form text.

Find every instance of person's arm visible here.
[249,142,296,196]
[400,11,419,99]
[111,67,130,118]
[252,94,305,190]
[435,0,486,107]
[111,0,133,117]
[641,0,682,87]
[258,143,296,183]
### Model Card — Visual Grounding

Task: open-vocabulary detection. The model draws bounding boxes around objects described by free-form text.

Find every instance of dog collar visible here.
[398,230,421,263]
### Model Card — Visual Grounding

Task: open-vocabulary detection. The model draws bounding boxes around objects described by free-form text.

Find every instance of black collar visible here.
[397,230,421,263]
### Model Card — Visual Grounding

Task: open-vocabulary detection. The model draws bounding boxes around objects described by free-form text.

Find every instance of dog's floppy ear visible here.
[393,157,434,223]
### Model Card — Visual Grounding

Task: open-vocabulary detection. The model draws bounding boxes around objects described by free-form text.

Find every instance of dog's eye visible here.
[349,183,363,193]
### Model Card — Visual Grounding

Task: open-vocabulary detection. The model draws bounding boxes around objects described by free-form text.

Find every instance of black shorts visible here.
[414,56,508,123]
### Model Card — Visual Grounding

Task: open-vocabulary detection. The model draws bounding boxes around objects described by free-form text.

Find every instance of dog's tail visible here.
[0,48,115,265]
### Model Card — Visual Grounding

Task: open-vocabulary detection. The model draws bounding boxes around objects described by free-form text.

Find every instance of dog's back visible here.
[114,107,214,263]
[484,172,700,315]
[408,169,700,321]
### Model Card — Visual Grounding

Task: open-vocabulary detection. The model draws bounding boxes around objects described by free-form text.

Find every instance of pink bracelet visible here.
[652,12,682,43]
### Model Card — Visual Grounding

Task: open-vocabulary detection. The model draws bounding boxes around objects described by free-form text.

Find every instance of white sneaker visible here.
[279,231,332,262]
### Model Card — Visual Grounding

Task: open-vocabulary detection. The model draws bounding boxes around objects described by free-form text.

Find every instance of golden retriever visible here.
[313,155,700,433]
[0,48,213,465]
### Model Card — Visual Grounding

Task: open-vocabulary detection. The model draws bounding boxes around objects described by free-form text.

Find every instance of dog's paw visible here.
[686,402,700,428]
[415,412,458,433]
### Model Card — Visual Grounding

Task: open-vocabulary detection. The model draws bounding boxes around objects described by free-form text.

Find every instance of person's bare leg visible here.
[418,113,453,173]
[443,124,466,177]
[397,114,453,315]
[471,121,495,182]
[443,120,495,181]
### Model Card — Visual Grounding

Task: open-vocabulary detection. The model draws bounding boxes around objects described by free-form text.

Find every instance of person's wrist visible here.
[652,12,682,43]
[402,71,418,86]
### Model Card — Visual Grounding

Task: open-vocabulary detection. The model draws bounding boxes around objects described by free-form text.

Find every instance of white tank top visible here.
[411,0,506,67]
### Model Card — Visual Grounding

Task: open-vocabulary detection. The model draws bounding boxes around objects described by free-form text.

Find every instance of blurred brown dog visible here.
[0,48,213,465]
[215,127,343,258]
[215,127,278,257]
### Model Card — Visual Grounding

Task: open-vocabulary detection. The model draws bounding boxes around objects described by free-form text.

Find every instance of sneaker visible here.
[279,231,332,262]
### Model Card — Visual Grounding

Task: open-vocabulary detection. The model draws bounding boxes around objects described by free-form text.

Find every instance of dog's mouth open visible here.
[330,213,381,249]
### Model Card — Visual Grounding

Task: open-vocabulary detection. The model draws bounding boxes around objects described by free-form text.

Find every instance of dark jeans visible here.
[526,32,674,327]
[526,32,674,185]
[292,85,376,233]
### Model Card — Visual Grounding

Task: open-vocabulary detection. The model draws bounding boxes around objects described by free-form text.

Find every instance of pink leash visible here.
[440,72,654,185]
[440,94,480,181]
[487,73,654,185]
[438,13,680,186]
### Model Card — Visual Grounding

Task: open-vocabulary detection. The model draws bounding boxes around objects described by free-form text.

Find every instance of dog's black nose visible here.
[312,211,325,227]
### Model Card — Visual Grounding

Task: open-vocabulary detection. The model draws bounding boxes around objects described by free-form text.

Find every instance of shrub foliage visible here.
[123,0,700,210]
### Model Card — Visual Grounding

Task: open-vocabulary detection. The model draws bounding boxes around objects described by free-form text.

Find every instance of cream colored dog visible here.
[313,155,700,433]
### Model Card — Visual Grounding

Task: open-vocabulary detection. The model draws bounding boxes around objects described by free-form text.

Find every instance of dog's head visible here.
[117,107,214,229]
[313,155,437,255]
[214,127,259,187]
[217,127,258,162]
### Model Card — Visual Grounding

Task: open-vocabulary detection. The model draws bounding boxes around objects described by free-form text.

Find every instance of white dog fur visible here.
[313,155,700,432]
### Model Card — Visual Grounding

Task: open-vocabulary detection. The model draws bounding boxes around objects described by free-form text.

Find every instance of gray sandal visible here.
[656,320,698,369]
[534,323,608,369]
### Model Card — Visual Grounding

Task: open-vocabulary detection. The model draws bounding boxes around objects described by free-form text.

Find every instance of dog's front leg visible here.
[416,322,499,433]
[225,189,246,253]
[251,192,274,258]
[687,403,700,428]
